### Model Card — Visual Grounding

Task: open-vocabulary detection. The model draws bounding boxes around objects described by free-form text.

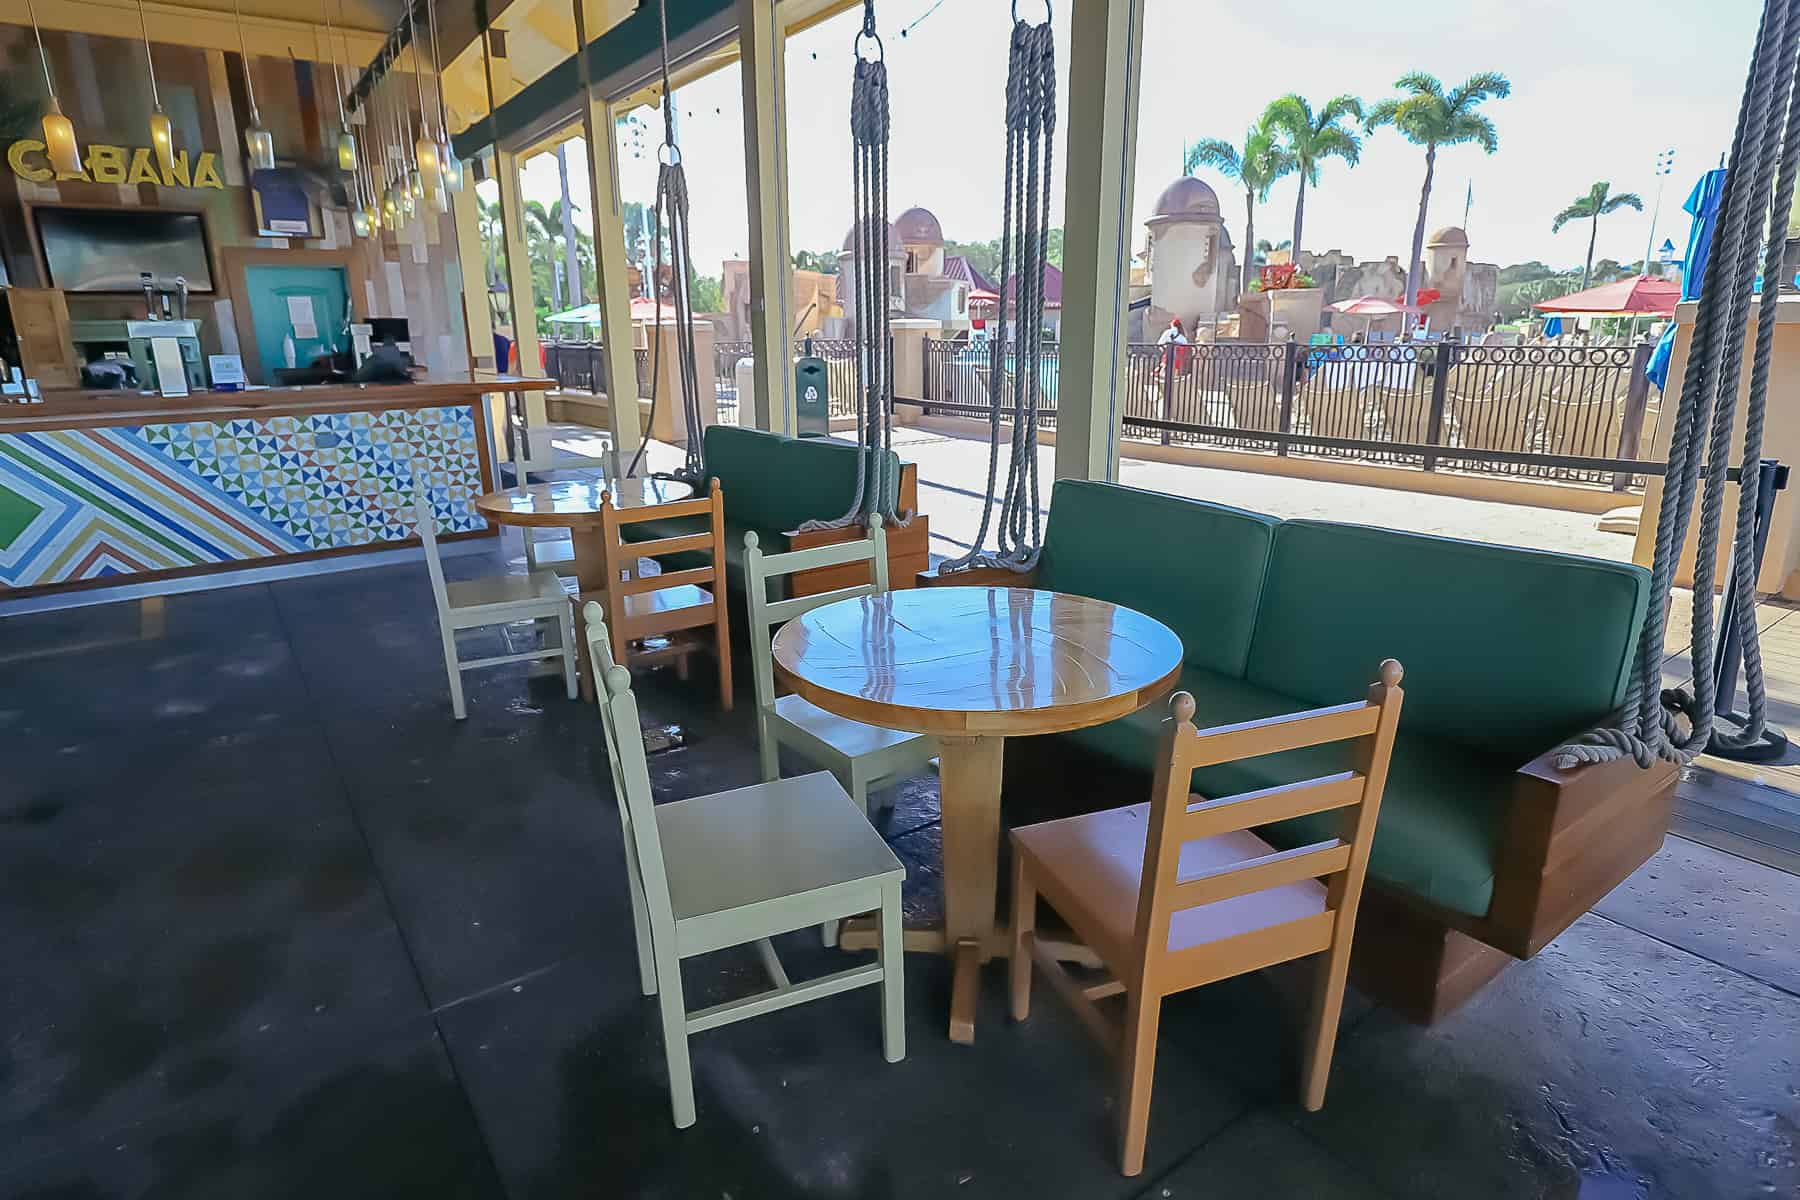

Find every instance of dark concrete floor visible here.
[2,545,1796,1199]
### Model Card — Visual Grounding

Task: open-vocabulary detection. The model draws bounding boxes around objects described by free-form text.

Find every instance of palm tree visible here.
[1552,181,1645,292]
[1265,93,1363,255]
[1184,117,1292,293]
[1366,71,1511,313]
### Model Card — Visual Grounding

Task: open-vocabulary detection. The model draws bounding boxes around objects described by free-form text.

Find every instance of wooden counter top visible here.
[0,373,554,433]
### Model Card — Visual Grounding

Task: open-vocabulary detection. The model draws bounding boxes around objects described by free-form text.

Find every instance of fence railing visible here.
[543,341,652,400]
[712,337,862,422]
[914,337,1658,490]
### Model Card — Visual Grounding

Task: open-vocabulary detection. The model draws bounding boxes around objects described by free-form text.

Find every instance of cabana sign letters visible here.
[6,140,225,189]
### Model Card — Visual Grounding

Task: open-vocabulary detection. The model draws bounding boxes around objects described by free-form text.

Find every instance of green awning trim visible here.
[452,0,730,160]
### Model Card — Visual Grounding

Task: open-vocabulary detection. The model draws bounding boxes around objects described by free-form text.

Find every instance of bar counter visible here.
[0,375,551,597]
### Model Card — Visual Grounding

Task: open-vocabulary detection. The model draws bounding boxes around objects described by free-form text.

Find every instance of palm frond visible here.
[1448,111,1500,153]
[1363,97,1402,132]
[1550,202,1590,233]
[1318,94,1364,127]
[1449,71,1512,110]
[1393,70,1444,98]
[1601,192,1644,214]
[1313,124,1361,168]
[1184,136,1242,180]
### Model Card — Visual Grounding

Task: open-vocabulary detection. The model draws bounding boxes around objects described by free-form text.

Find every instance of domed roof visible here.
[1427,225,1470,247]
[1150,176,1222,222]
[894,206,944,245]
[841,220,904,253]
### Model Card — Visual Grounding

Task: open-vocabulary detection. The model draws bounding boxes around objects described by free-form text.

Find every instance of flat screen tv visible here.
[35,207,214,293]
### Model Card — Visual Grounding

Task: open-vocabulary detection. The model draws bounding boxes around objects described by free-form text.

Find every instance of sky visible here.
[520,0,1765,284]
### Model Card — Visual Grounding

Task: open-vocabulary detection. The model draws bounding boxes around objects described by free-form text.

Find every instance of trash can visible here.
[795,356,830,438]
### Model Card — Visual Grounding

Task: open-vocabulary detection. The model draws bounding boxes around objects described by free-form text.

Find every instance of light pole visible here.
[1642,148,1676,275]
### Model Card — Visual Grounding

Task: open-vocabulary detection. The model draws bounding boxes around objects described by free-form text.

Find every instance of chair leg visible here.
[851,767,874,820]
[1118,993,1161,1177]
[757,716,779,783]
[439,626,467,720]
[1009,850,1036,1021]
[622,850,657,997]
[1300,933,1356,1111]
[879,882,906,1063]
[653,946,696,1128]
[557,608,578,700]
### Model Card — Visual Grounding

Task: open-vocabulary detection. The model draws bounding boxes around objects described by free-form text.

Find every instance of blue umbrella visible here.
[1542,315,1564,337]
[1648,168,1728,389]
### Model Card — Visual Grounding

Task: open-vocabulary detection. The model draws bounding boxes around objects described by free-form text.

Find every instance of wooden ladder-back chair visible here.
[588,479,732,711]
[1009,661,1405,1176]
[582,604,906,1129]
[743,515,937,817]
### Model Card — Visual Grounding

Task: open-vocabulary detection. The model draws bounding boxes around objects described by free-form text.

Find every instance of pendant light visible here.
[426,0,462,191]
[133,0,175,175]
[407,3,441,194]
[325,1,355,172]
[24,0,81,176]
[232,0,275,170]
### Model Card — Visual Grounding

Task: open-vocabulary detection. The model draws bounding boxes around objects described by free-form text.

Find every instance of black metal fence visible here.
[542,341,652,401]
[915,337,1658,490]
[713,338,861,423]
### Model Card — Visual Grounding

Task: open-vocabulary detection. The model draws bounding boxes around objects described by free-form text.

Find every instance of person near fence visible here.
[1157,317,1192,375]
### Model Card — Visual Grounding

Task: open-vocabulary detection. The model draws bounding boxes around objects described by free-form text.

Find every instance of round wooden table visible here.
[772,586,1184,1043]
[475,477,696,594]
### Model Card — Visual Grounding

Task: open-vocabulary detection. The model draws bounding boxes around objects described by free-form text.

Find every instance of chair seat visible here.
[657,771,904,924]
[1014,802,1326,963]
[623,583,713,620]
[772,693,928,759]
[446,569,569,613]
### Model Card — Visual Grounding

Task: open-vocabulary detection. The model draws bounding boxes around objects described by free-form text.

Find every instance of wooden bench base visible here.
[1345,888,1518,1024]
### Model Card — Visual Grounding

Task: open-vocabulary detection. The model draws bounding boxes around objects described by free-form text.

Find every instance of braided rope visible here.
[802,15,911,532]
[1554,0,1799,769]
[939,13,1055,574]
[627,0,707,484]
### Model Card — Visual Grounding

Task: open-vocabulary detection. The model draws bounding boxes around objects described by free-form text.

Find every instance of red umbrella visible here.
[1533,275,1679,317]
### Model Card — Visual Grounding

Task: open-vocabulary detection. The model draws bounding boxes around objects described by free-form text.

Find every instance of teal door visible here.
[242,265,350,383]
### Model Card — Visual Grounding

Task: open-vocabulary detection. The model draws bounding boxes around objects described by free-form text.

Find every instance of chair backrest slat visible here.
[743,516,889,711]
[1132,662,1404,980]
[596,480,727,667]
[1181,772,1364,841]
[1182,702,1378,771]
[1167,838,1351,909]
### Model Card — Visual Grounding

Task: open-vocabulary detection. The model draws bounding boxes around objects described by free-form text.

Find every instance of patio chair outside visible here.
[583,605,906,1129]
[415,489,577,720]
[742,516,937,817]
[1008,662,1405,1176]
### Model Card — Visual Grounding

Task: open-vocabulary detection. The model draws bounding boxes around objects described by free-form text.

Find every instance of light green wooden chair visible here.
[742,514,938,817]
[415,490,576,720]
[582,603,906,1128]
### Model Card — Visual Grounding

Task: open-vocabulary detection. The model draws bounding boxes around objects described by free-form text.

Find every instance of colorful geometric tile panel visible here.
[0,404,484,590]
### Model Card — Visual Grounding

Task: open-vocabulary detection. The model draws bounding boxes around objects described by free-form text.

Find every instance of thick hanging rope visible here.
[802,1,909,531]
[939,5,1055,573]
[627,0,707,484]
[1555,0,1800,769]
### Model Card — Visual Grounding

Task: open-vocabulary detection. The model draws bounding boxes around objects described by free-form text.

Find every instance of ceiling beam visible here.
[0,0,392,60]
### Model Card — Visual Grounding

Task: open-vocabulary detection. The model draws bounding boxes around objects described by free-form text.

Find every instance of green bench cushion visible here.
[702,425,901,534]
[1034,480,1278,677]
[1245,520,1649,762]
[1059,665,1506,918]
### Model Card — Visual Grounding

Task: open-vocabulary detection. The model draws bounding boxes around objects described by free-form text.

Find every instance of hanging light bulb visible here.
[441,148,464,192]
[232,0,275,170]
[134,0,176,175]
[409,168,424,201]
[405,3,442,193]
[414,136,440,191]
[425,0,461,193]
[431,182,448,214]
[350,207,371,238]
[401,180,416,216]
[25,0,81,176]
[324,1,356,172]
[383,186,400,226]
